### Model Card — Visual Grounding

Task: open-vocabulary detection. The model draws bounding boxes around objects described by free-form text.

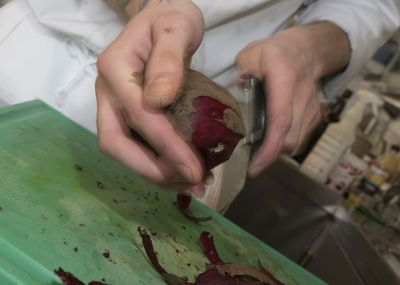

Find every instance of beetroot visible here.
[166,70,245,222]
[166,70,245,170]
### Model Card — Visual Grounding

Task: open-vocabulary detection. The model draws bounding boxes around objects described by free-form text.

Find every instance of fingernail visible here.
[178,163,194,184]
[147,77,173,97]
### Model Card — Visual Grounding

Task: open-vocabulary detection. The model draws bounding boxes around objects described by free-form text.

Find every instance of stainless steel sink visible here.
[224,158,400,285]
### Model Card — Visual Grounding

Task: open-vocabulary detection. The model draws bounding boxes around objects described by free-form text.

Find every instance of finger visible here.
[293,97,322,155]
[236,41,263,78]
[248,74,295,177]
[144,14,197,108]
[96,77,177,183]
[98,19,204,185]
[180,184,206,199]
[282,83,318,154]
[99,51,204,185]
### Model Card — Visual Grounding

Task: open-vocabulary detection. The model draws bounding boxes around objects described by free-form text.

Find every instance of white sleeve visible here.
[25,0,125,53]
[298,0,400,100]
[191,0,268,29]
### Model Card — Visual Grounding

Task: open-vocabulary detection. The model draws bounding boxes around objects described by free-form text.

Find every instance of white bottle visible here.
[325,140,370,194]
[301,90,383,183]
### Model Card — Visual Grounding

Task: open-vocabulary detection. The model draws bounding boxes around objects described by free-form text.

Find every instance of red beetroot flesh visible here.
[166,70,244,170]
[193,96,226,120]
[190,112,243,170]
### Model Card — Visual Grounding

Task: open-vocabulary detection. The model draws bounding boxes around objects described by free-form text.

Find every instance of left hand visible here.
[236,21,350,177]
[96,0,206,190]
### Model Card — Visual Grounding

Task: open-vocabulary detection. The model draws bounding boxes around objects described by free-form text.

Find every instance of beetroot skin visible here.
[166,70,245,170]
[138,227,285,285]
[54,268,107,285]
[166,70,245,222]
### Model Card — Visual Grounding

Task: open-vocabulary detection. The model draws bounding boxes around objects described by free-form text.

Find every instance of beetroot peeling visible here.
[199,231,223,265]
[138,227,285,285]
[54,267,107,285]
[176,194,211,222]
[167,70,245,222]
[55,268,84,285]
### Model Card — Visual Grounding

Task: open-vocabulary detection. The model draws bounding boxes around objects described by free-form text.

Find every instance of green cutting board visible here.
[0,100,326,285]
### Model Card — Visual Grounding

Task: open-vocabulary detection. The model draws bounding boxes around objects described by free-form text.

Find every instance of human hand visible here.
[236,21,350,177]
[96,0,205,189]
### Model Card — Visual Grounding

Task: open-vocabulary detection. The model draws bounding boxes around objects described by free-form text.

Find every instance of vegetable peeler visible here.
[241,75,267,148]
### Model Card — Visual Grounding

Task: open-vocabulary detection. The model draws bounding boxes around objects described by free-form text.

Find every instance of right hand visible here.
[96,0,205,189]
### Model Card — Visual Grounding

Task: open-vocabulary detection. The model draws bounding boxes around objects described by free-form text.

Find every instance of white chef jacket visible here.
[0,0,399,210]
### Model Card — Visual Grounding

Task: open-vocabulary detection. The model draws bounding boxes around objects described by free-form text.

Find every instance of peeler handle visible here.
[241,75,266,146]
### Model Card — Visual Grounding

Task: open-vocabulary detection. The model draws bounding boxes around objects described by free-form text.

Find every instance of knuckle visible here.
[235,50,246,66]
[94,78,101,98]
[97,134,112,156]
[262,41,285,58]
[154,12,190,33]
[123,109,140,130]
[171,12,191,29]
[153,10,202,52]
[97,126,124,157]
[155,50,183,71]
[236,41,260,64]
[244,39,262,51]
[97,51,112,76]
[94,77,106,96]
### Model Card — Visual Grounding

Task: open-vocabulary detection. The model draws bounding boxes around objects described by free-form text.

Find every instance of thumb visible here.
[144,17,196,108]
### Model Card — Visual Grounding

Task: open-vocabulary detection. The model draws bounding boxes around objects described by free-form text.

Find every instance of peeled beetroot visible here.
[166,70,245,222]
[166,70,245,170]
